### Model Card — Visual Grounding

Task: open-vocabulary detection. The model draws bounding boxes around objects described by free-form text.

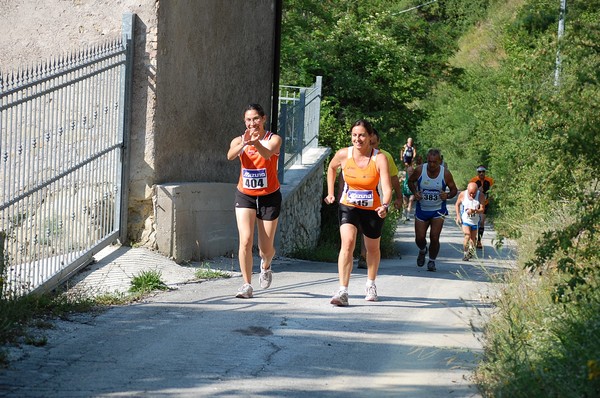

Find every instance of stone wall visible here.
[277,148,330,256]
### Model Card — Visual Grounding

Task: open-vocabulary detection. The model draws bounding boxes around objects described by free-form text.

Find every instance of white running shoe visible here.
[259,259,273,289]
[365,284,378,301]
[259,268,272,289]
[235,283,253,298]
[330,290,349,307]
[427,260,436,272]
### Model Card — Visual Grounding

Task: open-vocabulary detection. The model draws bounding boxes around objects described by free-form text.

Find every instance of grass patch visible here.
[450,0,524,69]
[129,270,168,293]
[0,268,173,367]
[195,262,231,280]
[475,265,600,397]
[0,290,100,367]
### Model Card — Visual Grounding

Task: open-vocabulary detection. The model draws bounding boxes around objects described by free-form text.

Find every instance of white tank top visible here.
[460,191,481,225]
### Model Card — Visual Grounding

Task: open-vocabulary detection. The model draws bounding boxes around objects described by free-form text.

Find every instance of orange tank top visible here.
[237,131,280,196]
[340,147,381,210]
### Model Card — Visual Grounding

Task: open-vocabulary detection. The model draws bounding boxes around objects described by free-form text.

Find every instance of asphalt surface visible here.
[0,205,515,398]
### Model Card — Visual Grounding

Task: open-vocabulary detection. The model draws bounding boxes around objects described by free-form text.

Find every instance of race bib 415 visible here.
[346,190,374,207]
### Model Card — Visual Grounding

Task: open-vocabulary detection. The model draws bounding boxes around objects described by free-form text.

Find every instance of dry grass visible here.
[450,0,525,69]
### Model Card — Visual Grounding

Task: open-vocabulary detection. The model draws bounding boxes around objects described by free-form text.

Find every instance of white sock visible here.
[339,286,348,293]
[366,279,375,287]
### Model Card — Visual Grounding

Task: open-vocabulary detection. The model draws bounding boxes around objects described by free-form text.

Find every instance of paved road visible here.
[0,206,514,397]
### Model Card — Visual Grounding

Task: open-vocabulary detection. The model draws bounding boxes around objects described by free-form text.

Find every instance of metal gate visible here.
[0,14,135,297]
[278,76,322,183]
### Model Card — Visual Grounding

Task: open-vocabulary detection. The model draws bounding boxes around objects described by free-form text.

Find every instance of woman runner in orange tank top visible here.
[324,119,392,306]
[227,104,282,299]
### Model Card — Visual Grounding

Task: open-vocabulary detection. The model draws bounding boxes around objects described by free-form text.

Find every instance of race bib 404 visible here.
[242,168,268,190]
[346,190,374,207]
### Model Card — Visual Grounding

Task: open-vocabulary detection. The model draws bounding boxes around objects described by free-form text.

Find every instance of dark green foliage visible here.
[527,190,600,304]
[410,0,600,395]
[511,0,559,36]
[281,0,489,161]
[282,1,600,391]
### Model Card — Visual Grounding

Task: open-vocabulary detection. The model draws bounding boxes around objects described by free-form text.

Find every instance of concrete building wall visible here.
[154,182,238,260]
[154,0,275,184]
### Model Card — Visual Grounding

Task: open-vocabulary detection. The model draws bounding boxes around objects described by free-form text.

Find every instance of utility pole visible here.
[554,0,567,86]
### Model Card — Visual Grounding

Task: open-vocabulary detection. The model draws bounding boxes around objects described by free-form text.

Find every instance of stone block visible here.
[155,182,238,262]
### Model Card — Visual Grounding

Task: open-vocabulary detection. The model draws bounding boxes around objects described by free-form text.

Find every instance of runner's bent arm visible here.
[386,156,403,210]
[227,135,246,160]
[324,148,345,204]
[455,191,464,224]
[376,153,392,218]
[408,164,423,200]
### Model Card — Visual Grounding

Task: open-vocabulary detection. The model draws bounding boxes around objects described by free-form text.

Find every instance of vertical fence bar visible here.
[277,103,287,184]
[297,89,306,165]
[117,13,135,244]
[0,230,5,298]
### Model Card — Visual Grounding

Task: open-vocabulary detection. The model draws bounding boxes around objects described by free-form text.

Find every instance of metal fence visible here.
[278,76,322,183]
[0,14,135,297]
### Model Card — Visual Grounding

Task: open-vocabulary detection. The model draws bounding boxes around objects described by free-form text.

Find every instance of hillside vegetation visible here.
[282,0,600,396]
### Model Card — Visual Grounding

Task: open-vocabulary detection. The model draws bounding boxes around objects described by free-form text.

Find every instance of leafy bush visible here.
[418,1,600,395]
[475,253,600,397]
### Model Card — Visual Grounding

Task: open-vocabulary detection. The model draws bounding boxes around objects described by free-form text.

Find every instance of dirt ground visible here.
[0,0,149,71]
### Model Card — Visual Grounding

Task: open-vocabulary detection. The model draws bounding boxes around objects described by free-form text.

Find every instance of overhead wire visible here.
[390,0,438,16]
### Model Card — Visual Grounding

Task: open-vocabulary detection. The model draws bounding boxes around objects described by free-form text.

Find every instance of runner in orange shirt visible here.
[227,104,282,299]
[324,119,392,306]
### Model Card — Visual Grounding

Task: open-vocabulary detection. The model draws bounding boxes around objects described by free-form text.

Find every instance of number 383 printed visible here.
[422,192,439,201]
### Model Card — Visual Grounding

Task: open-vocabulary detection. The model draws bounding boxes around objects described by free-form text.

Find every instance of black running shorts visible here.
[235,189,282,221]
[338,204,385,239]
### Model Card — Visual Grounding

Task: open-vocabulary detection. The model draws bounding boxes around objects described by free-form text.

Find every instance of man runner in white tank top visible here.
[407,149,458,272]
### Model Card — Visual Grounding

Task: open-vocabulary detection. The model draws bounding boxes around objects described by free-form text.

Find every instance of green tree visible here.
[281,0,491,158]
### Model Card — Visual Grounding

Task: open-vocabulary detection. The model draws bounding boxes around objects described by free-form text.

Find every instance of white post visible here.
[554,0,566,87]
